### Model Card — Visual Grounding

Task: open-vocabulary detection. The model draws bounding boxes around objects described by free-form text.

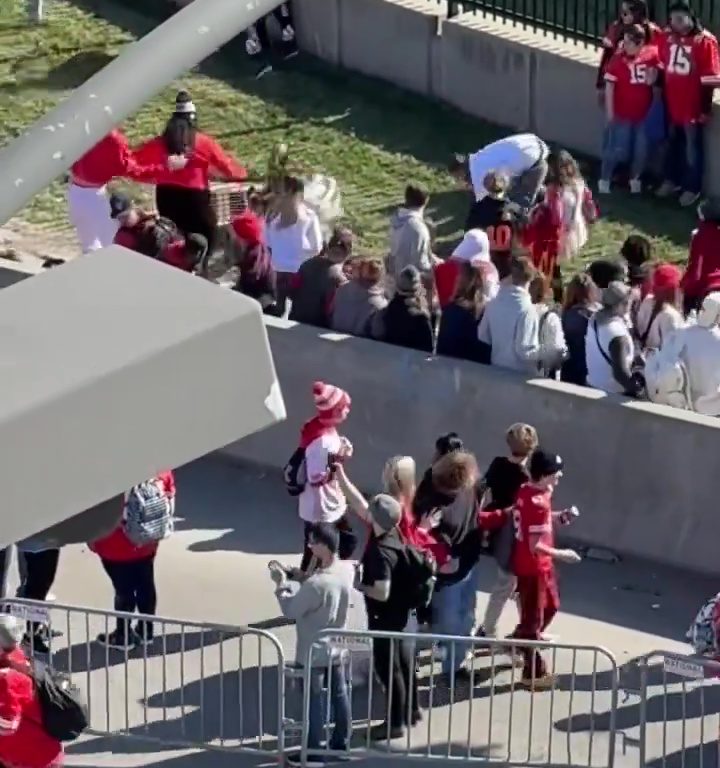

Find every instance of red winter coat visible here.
[681,221,720,302]
[89,471,176,562]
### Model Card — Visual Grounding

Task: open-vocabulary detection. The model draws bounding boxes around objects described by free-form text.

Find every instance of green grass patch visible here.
[0,0,694,270]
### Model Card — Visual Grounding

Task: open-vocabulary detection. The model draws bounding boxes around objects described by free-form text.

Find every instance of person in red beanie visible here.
[682,198,720,314]
[635,263,685,351]
[293,382,354,572]
[231,209,277,313]
[89,471,175,651]
[68,128,186,254]
[133,91,247,255]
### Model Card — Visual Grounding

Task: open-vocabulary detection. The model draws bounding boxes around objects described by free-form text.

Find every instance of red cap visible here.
[652,263,682,293]
[231,210,264,245]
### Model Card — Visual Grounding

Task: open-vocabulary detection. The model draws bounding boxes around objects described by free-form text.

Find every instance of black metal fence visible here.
[447,0,720,45]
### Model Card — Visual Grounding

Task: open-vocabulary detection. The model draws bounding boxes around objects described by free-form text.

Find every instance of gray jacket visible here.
[388,208,432,280]
[275,559,353,666]
[331,281,387,337]
[478,285,540,373]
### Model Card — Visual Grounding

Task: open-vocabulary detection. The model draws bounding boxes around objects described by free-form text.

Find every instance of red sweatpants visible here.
[512,570,559,678]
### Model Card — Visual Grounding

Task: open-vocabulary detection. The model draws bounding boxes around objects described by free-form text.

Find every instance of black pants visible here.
[368,612,419,728]
[300,516,357,572]
[23,548,60,636]
[101,556,157,639]
[251,3,295,49]
[155,185,217,255]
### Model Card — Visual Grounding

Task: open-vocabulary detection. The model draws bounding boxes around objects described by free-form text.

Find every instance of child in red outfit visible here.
[510,450,581,689]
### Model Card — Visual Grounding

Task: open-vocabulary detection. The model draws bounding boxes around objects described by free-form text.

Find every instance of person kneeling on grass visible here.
[509,450,581,691]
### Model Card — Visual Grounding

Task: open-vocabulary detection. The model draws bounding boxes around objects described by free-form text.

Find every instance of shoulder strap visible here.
[592,319,614,367]
[639,303,663,348]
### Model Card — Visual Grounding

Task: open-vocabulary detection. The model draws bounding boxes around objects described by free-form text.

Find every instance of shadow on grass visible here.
[0,49,115,94]
[50,0,693,251]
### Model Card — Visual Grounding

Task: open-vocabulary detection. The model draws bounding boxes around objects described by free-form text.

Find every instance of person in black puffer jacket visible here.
[372,265,434,353]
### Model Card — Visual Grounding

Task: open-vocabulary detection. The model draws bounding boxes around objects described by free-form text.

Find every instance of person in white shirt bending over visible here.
[449,133,549,211]
[267,175,323,317]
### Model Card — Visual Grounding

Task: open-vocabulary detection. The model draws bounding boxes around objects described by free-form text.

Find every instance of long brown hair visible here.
[562,273,595,311]
[451,261,487,318]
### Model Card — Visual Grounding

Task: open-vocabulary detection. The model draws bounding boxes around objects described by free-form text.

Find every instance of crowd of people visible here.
[268,380,582,763]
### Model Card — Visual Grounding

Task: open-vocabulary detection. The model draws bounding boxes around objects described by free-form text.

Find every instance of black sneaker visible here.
[133,627,155,648]
[370,722,405,741]
[411,710,423,726]
[22,633,49,655]
[95,631,136,651]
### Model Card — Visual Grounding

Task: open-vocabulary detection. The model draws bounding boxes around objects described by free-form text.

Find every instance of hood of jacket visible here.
[390,207,423,231]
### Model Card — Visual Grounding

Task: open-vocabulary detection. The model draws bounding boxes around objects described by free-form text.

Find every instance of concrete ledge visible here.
[223,318,720,575]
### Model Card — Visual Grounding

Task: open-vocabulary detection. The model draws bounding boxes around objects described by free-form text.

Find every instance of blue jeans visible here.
[432,563,480,674]
[600,119,648,181]
[664,122,704,194]
[307,662,351,752]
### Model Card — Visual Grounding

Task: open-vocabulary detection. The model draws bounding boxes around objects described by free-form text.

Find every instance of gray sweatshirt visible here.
[388,208,432,280]
[275,559,353,666]
[478,284,540,373]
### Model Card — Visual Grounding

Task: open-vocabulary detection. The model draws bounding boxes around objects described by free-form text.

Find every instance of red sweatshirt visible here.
[133,132,247,190]
[89,471,176,562]
[681,221,720,301]
[70,130,167,187]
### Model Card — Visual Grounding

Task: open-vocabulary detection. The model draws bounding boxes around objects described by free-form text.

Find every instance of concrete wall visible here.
[293,0,720,195]
[223,318,720,575]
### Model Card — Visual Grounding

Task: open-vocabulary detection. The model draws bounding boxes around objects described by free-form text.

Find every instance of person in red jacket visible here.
[0,615,63,768]
[681,198,720,313]
[89,471,176,650]
[656,1,720,207]
[133,90,247,256]
[68,129,186,255]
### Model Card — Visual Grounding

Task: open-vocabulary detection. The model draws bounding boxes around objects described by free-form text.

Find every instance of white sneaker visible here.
[281,24,295,42]
[245,35,262,56]
[629,178,642,194]
[598,179,611,194]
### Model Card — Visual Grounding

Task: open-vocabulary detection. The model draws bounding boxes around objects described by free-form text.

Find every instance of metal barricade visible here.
[637,650,720,768]
[298,629,620,768]
[1,598,286,755]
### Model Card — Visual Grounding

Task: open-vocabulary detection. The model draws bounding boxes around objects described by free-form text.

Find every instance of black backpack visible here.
[20,661,88,742]
[283,446,307,496]
[403,544,437,610]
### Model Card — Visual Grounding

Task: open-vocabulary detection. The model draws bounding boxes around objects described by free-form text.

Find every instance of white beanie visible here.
[699,292,720,328]
[452,229,490,263]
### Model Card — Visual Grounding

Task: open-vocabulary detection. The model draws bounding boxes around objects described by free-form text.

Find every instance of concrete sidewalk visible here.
[16,455,716,768]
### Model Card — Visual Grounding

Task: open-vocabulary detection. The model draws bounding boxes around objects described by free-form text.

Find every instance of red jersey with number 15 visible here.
[511,484,554,576]
[605,46,660,123]
[658,29,720,124]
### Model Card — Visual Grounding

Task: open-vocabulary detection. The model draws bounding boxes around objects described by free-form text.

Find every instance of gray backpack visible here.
[123,480,174,546]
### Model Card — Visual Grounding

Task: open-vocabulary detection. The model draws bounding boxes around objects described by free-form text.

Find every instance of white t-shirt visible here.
[635,297,685,351]
[586,316,634,394]
[298,431,347,524]
[469,133,546,201]
[266,204,323,274]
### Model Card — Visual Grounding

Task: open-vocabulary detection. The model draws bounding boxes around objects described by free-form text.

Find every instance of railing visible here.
[1,598,287,753]
[446,0,720,46]
[300,629,621,767]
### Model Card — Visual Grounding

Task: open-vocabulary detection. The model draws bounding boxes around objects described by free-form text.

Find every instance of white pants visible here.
[482,567,517,637]
[67,184,117,253]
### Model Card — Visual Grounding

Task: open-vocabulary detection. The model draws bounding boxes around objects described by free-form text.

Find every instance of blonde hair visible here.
[382,456,416,499]
[506,423,538,457]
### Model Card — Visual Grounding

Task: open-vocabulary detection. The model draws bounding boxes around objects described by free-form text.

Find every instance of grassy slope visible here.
[0,0,695,269]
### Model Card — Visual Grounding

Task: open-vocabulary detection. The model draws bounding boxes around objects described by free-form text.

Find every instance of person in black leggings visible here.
[17,544,60,654]
[245,2,298,67]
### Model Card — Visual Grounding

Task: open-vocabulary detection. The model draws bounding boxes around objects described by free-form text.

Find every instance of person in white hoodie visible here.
[478,256,540,374]
[388,184,436,288]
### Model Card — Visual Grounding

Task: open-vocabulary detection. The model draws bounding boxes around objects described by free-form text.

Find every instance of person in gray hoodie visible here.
[271,523,353,762]
[388,184,434,287]
[478,255,540,373]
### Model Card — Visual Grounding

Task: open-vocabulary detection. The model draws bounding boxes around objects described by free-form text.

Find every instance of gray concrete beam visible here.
[0,0,280,225]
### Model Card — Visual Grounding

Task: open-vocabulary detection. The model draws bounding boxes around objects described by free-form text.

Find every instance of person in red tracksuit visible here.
[682,198,720,313]
[656,1,720,207]
[510,450,581,690]
[89,471,175,651]
[68,129,185,254]
[133,90,247,255]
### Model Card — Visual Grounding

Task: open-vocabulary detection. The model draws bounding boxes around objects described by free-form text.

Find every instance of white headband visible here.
[175,100,196,115]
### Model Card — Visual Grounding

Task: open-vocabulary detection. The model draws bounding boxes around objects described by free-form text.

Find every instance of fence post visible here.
[447,1,459,18]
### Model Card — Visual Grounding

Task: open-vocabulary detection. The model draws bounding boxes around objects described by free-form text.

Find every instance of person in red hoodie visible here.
[682,198,720,313]
[133,91,247,256]
[89,471,176,651]
[230,209,277,313]
[0,615,63,768]
[68,129,186,254]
